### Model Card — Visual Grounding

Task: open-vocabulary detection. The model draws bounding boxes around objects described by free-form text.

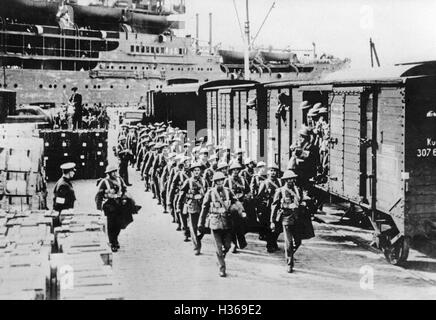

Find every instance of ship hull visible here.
[2,61,348,106]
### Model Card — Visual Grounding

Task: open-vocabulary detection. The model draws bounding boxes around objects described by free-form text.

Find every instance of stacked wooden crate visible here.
[39,129,108,181]
[0,131,47,211]
[0,209,58,300]
[51,209,122,300]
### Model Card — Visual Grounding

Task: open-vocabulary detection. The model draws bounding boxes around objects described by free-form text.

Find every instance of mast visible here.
[244,0,250,80]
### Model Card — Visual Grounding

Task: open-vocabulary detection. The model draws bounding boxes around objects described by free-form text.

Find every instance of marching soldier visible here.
[224,162,249,253]
[169,156,192,236]
[53,163,77,218]
[95,164,136,252]
[117,136,133,186]
[160,152,176,213]
[216,161,229,177]
[256,163,282,252]
[141,141,155,191]
[126,126,138,166]
[167,154,183,224]
[250,161,267,197]
[240,158,256,186]
[203,154,217,187]
[150,143,167,205]
[233,148,245,167]
[198,172,237,277]
[270,170,303,273]
[177,162,208,255]
[198,148,210,168]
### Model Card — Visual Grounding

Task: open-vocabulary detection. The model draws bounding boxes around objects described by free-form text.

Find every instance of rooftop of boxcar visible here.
[159,80,259,94]
[263,62,436,88]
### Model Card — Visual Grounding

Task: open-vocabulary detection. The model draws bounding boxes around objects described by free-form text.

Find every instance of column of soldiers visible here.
[115,116,320,276]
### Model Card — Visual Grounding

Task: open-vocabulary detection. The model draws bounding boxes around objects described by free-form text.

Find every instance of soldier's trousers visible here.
[188,212,201,251]
[283,224,298,267]
[212,229,232,272]
[181,213,190,237]
[119,161,129,185]
[231,215,247,249]
[257,204,279,249]
[107,213,122,246]
[160,184,167,211]
[154,177,162,203]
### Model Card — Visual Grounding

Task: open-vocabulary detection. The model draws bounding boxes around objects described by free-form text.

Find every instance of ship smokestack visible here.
[209,13,213,54]
[196,13,200,54]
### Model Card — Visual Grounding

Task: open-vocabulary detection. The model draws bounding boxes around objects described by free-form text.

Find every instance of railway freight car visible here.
[150,80,258,139]
[265,63,436,265]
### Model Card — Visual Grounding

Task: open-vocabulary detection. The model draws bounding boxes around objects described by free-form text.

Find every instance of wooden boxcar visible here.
[152,80,260,140]
[263,63,436,265]
[202,80,268,161]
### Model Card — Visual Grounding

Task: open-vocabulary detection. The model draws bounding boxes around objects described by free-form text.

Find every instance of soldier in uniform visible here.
[166,154,183,224]
[256,163,282,252]
[250,161,268,239]
[216,161,229,177]
[177,162,208,255]
[126,126,138,166]
[160,152,176,213]
[117,136,133,186]
[203,154,217,187]
[271,170,303,273]
[224,162,249,253]
[150,143,167,205]
[141,141,155,191]
[233,148,245,167]
[169,156,192,236]
[240,158,256,186]
[53,162,77,218]
[198,172,237,277]
[95,164,135,252]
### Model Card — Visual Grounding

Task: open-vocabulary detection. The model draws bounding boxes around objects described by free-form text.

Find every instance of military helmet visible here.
[244,157,256,166]
[307,108,319,117]
[212,172,226,182]
[256,161,266,168]
[318,107,328,114]
[229,161,243,171]
[300,101,312,110]
[268,163,280,171]
[199,148,209,155]
[190,161,205,171]
[217,162,229,170]
[282,170,298,181]
[105,164,118,174]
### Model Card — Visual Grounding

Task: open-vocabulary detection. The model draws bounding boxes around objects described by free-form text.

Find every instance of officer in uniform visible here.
[224,162,249,252]
[126,126,138,166]
[53,162,77,217]
[198,172,237,277]
[271,170,303,273]
[256,163,282,252]
[117,136,133,186]
[177,161,208,255]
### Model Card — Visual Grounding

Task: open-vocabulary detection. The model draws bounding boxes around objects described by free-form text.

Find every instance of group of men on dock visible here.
[113,105,325,275]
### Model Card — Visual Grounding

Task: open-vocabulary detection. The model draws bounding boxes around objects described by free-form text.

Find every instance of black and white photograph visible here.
[0,0,436,304]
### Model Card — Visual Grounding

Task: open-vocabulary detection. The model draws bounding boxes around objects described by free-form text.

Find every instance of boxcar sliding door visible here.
[328,87,369,203]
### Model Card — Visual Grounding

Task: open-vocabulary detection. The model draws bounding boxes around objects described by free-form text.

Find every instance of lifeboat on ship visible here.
[218,49,258,65]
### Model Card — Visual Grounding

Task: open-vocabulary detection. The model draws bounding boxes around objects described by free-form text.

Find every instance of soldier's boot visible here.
[217,254,226,277]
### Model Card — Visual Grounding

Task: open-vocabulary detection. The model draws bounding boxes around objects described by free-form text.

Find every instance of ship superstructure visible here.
[0,0,349,107]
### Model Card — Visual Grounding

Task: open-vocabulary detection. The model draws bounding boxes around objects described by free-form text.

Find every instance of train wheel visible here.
[382,236,410,266]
